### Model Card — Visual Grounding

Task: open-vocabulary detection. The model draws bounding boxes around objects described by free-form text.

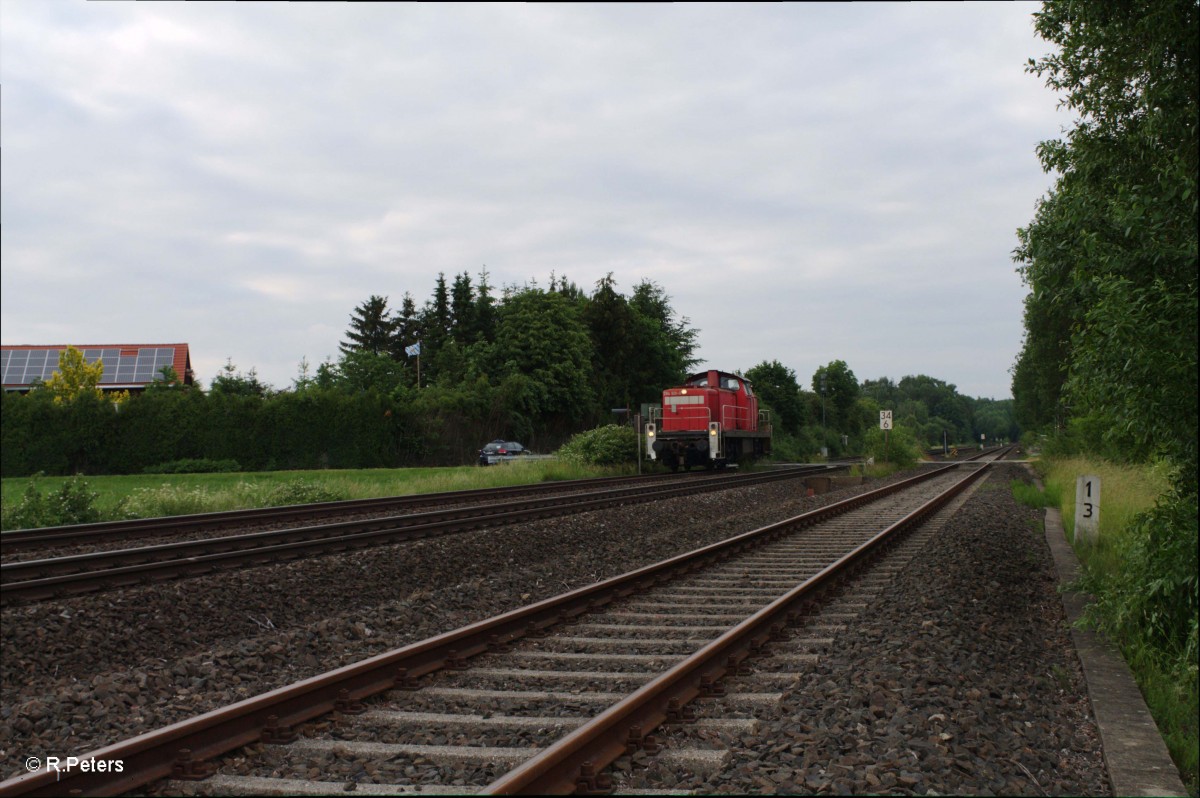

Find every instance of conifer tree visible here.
[340,295,398,357]
[475,267,497,344]
[450,272,477,344]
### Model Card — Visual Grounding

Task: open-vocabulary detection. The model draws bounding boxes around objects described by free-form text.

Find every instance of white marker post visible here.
[1075,475,1101,545]
[880,410,892,461]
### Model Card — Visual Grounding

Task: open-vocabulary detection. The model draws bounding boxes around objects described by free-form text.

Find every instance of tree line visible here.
[2,275,1014,476]
[744,359,1016,463]
[1010,0,1196,733]
[2,274,703,474]
[314,271,700,428]
[1012,0,1196,483]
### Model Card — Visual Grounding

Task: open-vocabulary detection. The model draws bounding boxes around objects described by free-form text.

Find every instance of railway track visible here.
[0,469,785,554]
[0,466,839,605]
[0,448,1009,796]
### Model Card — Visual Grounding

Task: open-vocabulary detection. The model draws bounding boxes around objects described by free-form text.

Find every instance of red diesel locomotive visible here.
[645,370,772,470]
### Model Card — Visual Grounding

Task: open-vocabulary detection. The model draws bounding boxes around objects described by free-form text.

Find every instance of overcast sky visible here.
[1,1,1068,400]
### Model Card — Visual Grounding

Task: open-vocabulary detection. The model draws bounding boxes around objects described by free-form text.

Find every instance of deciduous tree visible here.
[494,287,594,428]
[1016,0,1198,483]
[43,346,104,404]
[746,360,805,435]
[812,360,860,435]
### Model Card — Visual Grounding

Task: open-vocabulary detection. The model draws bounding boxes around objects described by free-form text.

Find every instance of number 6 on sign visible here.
[1074,475,1101,545]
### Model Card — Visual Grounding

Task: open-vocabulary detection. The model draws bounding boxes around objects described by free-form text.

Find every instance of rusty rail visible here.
[1,467,836,604]
[484,460,995,794]
[0,470,735,553]
[0,457,1003,797]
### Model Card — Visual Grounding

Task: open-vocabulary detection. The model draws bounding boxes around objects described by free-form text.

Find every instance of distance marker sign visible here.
[1075,475,1101,544]
[880,410,893,430]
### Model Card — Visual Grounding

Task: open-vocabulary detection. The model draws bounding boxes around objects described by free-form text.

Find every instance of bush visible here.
[144,458,241,474]
[861,425,921,468]
[1,475,102,530]
[766,430,819,463]
[556,425,638,466]
[1039,413,1131,463]
[1077,488,1199,673]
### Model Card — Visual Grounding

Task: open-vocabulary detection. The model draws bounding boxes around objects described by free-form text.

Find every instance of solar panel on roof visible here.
[3,344,191,389]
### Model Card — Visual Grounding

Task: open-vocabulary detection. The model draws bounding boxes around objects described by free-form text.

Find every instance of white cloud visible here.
[1,0,1066,399]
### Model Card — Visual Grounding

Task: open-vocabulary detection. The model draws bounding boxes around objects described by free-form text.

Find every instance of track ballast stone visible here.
[1,464,1111,795]
[701,468,1110,796]
[0,474,861,781]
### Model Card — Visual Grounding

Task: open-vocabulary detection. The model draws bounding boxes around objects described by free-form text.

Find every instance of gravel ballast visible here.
[701,468,1110,796]
[1,462,1112,795]
[0,471,855,781]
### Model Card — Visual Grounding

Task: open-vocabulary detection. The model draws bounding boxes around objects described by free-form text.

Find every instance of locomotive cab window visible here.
[687,376,709,387]
[722,377,739,391]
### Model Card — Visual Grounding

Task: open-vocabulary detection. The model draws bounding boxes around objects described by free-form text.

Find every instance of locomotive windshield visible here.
[684,373,751,393]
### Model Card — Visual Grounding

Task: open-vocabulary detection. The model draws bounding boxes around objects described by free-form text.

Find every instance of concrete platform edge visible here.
[1037,488,1188,797]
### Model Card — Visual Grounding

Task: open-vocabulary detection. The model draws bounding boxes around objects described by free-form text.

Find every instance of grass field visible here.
[1,460,637,530]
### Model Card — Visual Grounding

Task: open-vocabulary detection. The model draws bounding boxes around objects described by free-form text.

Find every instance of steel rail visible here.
[0,466,838,604]
[0,469,744,553]
[0,459,984,798]
[483,460,995,794]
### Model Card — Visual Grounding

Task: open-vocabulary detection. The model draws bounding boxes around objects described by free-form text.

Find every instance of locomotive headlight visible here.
[680,389,687,395]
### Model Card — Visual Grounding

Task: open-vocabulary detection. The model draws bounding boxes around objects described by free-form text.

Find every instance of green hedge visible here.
[1,384,538,476]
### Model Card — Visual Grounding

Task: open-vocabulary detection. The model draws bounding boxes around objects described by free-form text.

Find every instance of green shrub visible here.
[766,430,819,463]
[144,458,241,474]
[1039,413,1132,463]
[1076,488,1199,673]
[557,425,638,466]
[0,475,102,530]
[1074,487,1199,794]
[861,425,921,468]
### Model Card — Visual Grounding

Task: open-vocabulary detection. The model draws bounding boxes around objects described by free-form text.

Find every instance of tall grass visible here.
[1039,456,1171,547]
[1027,455,1197,795]
[1011,479,1061,509]
[1,460,632,530]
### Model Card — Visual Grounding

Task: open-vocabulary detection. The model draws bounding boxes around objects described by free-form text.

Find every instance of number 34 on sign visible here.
[879,410,893,430]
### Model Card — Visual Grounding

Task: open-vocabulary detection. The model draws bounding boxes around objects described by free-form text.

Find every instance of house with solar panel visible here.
[1,344,194,393]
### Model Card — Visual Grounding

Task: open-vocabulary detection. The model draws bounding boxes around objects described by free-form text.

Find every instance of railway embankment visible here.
[0,472,890,783]
[1,460,1185,794]
[702,465,1109,794]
